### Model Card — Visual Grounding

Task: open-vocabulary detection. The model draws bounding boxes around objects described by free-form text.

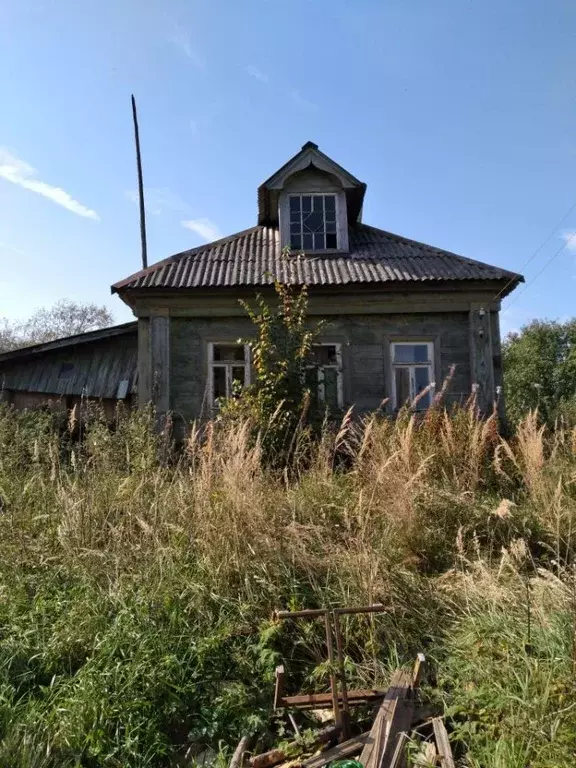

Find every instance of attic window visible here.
[289,194,338,251]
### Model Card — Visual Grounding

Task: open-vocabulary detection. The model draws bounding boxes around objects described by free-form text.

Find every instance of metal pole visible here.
[332,610,350,739]
[324,611,341,730]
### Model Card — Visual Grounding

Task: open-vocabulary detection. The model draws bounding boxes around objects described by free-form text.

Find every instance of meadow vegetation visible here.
[0,401,576,767]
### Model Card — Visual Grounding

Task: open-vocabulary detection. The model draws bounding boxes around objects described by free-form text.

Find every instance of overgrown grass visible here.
[0,402,575,766]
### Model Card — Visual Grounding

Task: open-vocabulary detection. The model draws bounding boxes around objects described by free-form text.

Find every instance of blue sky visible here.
[1,0,576,334]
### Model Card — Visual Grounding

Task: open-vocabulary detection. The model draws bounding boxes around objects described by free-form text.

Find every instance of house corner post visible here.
[469,302,495,414]
[137,317,151,406]
[140,311,170,427]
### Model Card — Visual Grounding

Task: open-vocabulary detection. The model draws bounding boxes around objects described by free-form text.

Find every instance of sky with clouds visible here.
[1,0,576,332]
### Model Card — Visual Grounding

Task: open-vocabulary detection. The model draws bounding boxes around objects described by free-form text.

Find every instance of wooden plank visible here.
[280,688,386,709]
[432,719,455,768]
[250,749,285,768]
[412,653,426,687]
[137,317,151,405]
[273,665,285,710]
[359,670,412,768]
[250,726,340,768]
[379,699,414,768]
[469,303,494,413]
[150,314,170,417]
[229,735,252,768]
[302,732,370,768]
[384,731,408,768]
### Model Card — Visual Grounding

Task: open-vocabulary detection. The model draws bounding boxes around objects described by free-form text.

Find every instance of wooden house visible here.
[1,142,522,425]
[111,142,523,429]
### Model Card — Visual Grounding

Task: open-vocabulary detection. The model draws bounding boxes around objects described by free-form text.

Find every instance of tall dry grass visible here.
[1,401,576,765]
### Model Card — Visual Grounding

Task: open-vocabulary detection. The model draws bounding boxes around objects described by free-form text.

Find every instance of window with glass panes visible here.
[391,342,435,410]
[305,344,343,408]
[208,343,251,406]
[289,194,338,251]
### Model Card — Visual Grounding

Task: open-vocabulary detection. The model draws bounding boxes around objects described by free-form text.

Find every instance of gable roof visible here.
[257,141,366,225]
[112,223,522,296]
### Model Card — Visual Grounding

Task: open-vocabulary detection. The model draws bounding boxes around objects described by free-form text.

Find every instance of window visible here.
[208,343,250,406]
[306,344,343,409]
[391,342,435,410]
[289,194,338,251]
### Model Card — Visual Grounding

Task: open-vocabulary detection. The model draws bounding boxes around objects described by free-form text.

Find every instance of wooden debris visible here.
[385,730,409,768]
[229,736,252,768]
[379,698,414,768]
[274,665,286,710]
[412,653,426,687]
[250,726,340,768]
[302,732,370,768]
[250,749,286,768]
[359,670,413,768]
[432,719,455,768]
[279,689,387,710]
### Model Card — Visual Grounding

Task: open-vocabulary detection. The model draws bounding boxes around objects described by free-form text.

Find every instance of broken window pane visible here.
[394,367,411,407]
[213,367,227,400]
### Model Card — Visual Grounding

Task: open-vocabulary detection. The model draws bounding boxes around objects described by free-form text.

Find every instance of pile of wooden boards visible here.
[240,654,456,768]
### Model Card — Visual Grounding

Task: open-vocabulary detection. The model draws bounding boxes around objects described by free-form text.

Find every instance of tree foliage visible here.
[219,278,323,463]
[0,299,114,353]
[503,318,576,424]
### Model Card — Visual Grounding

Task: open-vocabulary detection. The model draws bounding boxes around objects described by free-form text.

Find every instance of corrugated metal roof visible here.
[112,224,522,294]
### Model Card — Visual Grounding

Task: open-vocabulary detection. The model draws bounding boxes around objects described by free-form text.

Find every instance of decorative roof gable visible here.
[257,141,366,225]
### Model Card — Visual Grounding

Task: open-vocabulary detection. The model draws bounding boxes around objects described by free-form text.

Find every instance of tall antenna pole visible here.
[131,94,148,269]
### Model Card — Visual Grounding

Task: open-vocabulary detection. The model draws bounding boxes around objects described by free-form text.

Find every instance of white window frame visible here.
[207,342,251,407]
[306,343,344,408]
[390,341,435,410]
[288,193,339,252]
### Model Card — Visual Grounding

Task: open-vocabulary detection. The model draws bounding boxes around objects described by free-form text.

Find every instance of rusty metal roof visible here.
[112,224,522,295]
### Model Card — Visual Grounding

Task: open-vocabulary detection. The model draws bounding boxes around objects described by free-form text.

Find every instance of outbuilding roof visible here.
[112,223,522,295]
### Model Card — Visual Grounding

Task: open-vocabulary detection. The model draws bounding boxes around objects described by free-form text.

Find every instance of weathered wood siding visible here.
[0,333,137,403]
[169,312,473,424]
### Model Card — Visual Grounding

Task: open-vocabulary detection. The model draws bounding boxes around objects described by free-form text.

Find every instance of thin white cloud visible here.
[170,24,205,69]
[0,148,99,220]
[125,187,190,216]
[189,119,199,136]
[560,231,576,253]
[289,89,319,112]
[245,65,269,83]
[181,218,222,242]
[0,240,25,255]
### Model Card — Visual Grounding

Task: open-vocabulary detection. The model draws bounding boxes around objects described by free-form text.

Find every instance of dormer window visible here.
[289,194,338,251]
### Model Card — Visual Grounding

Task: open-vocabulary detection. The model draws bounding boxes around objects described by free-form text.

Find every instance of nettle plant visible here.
[219,266,325,462]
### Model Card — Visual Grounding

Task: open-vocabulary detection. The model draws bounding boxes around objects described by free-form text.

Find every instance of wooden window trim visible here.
[279,189,349,253]
[207,342,251,408]
[307,342,344,408]
[390,340,435,410]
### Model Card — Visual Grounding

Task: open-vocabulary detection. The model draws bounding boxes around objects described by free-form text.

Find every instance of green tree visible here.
[0,299,114,353]
[220,278,323,463]
[503,319,576,424]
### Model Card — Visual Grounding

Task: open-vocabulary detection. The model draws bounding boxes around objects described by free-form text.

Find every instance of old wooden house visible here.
[1,142,522,424]
[111,142,522,429]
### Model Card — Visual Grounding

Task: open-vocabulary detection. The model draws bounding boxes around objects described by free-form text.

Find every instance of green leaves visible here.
[503,319,576,425]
